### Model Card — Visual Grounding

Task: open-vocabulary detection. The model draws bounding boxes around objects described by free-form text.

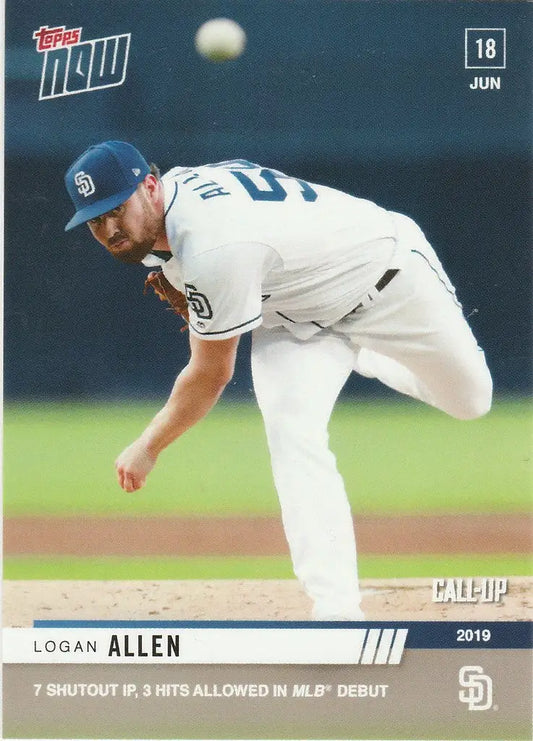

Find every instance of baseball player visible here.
[64,141,492,620]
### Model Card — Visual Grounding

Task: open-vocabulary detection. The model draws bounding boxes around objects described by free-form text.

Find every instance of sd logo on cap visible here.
[64,141,150,231]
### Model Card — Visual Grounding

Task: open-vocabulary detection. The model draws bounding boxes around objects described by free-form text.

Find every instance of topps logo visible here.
[32,25,131,100]
[33,25,82,51]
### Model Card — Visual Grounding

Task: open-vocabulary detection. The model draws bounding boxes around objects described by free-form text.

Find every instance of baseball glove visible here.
[143,271,189,331]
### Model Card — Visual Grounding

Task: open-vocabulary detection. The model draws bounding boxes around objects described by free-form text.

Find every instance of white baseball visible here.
[195,18,246,62]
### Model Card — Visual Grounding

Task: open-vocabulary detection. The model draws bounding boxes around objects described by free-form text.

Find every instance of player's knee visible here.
[265,418,328,454]
[455,392,492,420]
[259,401,330,461]
[451,362,493,420]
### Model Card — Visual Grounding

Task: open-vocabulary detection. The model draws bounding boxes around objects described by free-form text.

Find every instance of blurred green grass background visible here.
[4,398,532,516]
[4,555,531,580]
[3,397,532,579]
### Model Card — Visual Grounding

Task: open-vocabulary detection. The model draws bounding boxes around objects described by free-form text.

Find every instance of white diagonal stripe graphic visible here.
[388,628,409,664]
[361,628,381,664]
[374,628,395,664]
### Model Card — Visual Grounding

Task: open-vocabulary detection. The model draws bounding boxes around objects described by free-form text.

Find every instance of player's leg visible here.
[351,341,490,419]
[341,215,492,419]
[251,325,363,620]
[352,343,438,401]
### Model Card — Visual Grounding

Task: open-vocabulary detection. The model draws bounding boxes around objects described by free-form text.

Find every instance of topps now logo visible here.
[459,666,494,711]
[32,25,131,100]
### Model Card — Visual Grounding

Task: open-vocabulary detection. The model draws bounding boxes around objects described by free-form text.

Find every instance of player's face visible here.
[87,180,163,264]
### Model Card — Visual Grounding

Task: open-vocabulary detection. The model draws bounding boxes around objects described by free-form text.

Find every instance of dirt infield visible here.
[4,513,531,626]
[3,577,532,627]
[4,512,532,555]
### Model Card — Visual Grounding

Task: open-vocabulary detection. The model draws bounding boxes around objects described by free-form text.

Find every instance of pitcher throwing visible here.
[64,141,492,620]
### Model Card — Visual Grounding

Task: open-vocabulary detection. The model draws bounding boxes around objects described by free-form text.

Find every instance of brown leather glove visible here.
[143,271,189,331]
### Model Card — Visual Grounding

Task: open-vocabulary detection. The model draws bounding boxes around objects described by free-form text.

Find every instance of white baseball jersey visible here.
[150,160,407,340]
[141,159,492,622]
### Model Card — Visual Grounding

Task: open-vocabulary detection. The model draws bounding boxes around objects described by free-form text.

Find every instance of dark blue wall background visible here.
[4,1,532,399]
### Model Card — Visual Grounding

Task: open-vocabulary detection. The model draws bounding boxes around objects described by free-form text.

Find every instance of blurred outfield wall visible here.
[4,0,531,399]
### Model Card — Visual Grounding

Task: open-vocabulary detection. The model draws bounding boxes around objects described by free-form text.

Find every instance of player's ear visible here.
[140,174,162,206]
[142,173,159,194]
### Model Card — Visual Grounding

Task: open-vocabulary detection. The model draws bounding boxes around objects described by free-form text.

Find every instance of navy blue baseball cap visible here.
[64,141,150,231]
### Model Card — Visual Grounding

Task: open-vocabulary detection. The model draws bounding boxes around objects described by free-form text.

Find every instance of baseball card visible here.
[2,1,532,739]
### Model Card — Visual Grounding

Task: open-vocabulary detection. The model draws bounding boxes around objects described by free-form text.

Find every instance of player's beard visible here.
[109,195,163,264]
[109,236,156,264]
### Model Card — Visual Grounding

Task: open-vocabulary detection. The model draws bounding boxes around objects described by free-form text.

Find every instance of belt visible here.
[350,268,399,314]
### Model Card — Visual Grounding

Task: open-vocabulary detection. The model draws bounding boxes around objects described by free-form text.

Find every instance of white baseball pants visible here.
[251,215,492,620]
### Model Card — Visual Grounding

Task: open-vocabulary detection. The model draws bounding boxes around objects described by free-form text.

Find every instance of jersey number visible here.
[232,168,318,203]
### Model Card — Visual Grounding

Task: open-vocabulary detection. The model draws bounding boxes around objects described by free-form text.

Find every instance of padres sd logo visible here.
[74,171,96,197]
[184,284,213,320]
[458,665,493,711]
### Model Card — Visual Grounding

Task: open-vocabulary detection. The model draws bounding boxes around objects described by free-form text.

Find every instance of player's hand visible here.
[114,439,157,492]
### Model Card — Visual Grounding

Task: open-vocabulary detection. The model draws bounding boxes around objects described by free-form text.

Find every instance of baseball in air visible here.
[195,18,246,61]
